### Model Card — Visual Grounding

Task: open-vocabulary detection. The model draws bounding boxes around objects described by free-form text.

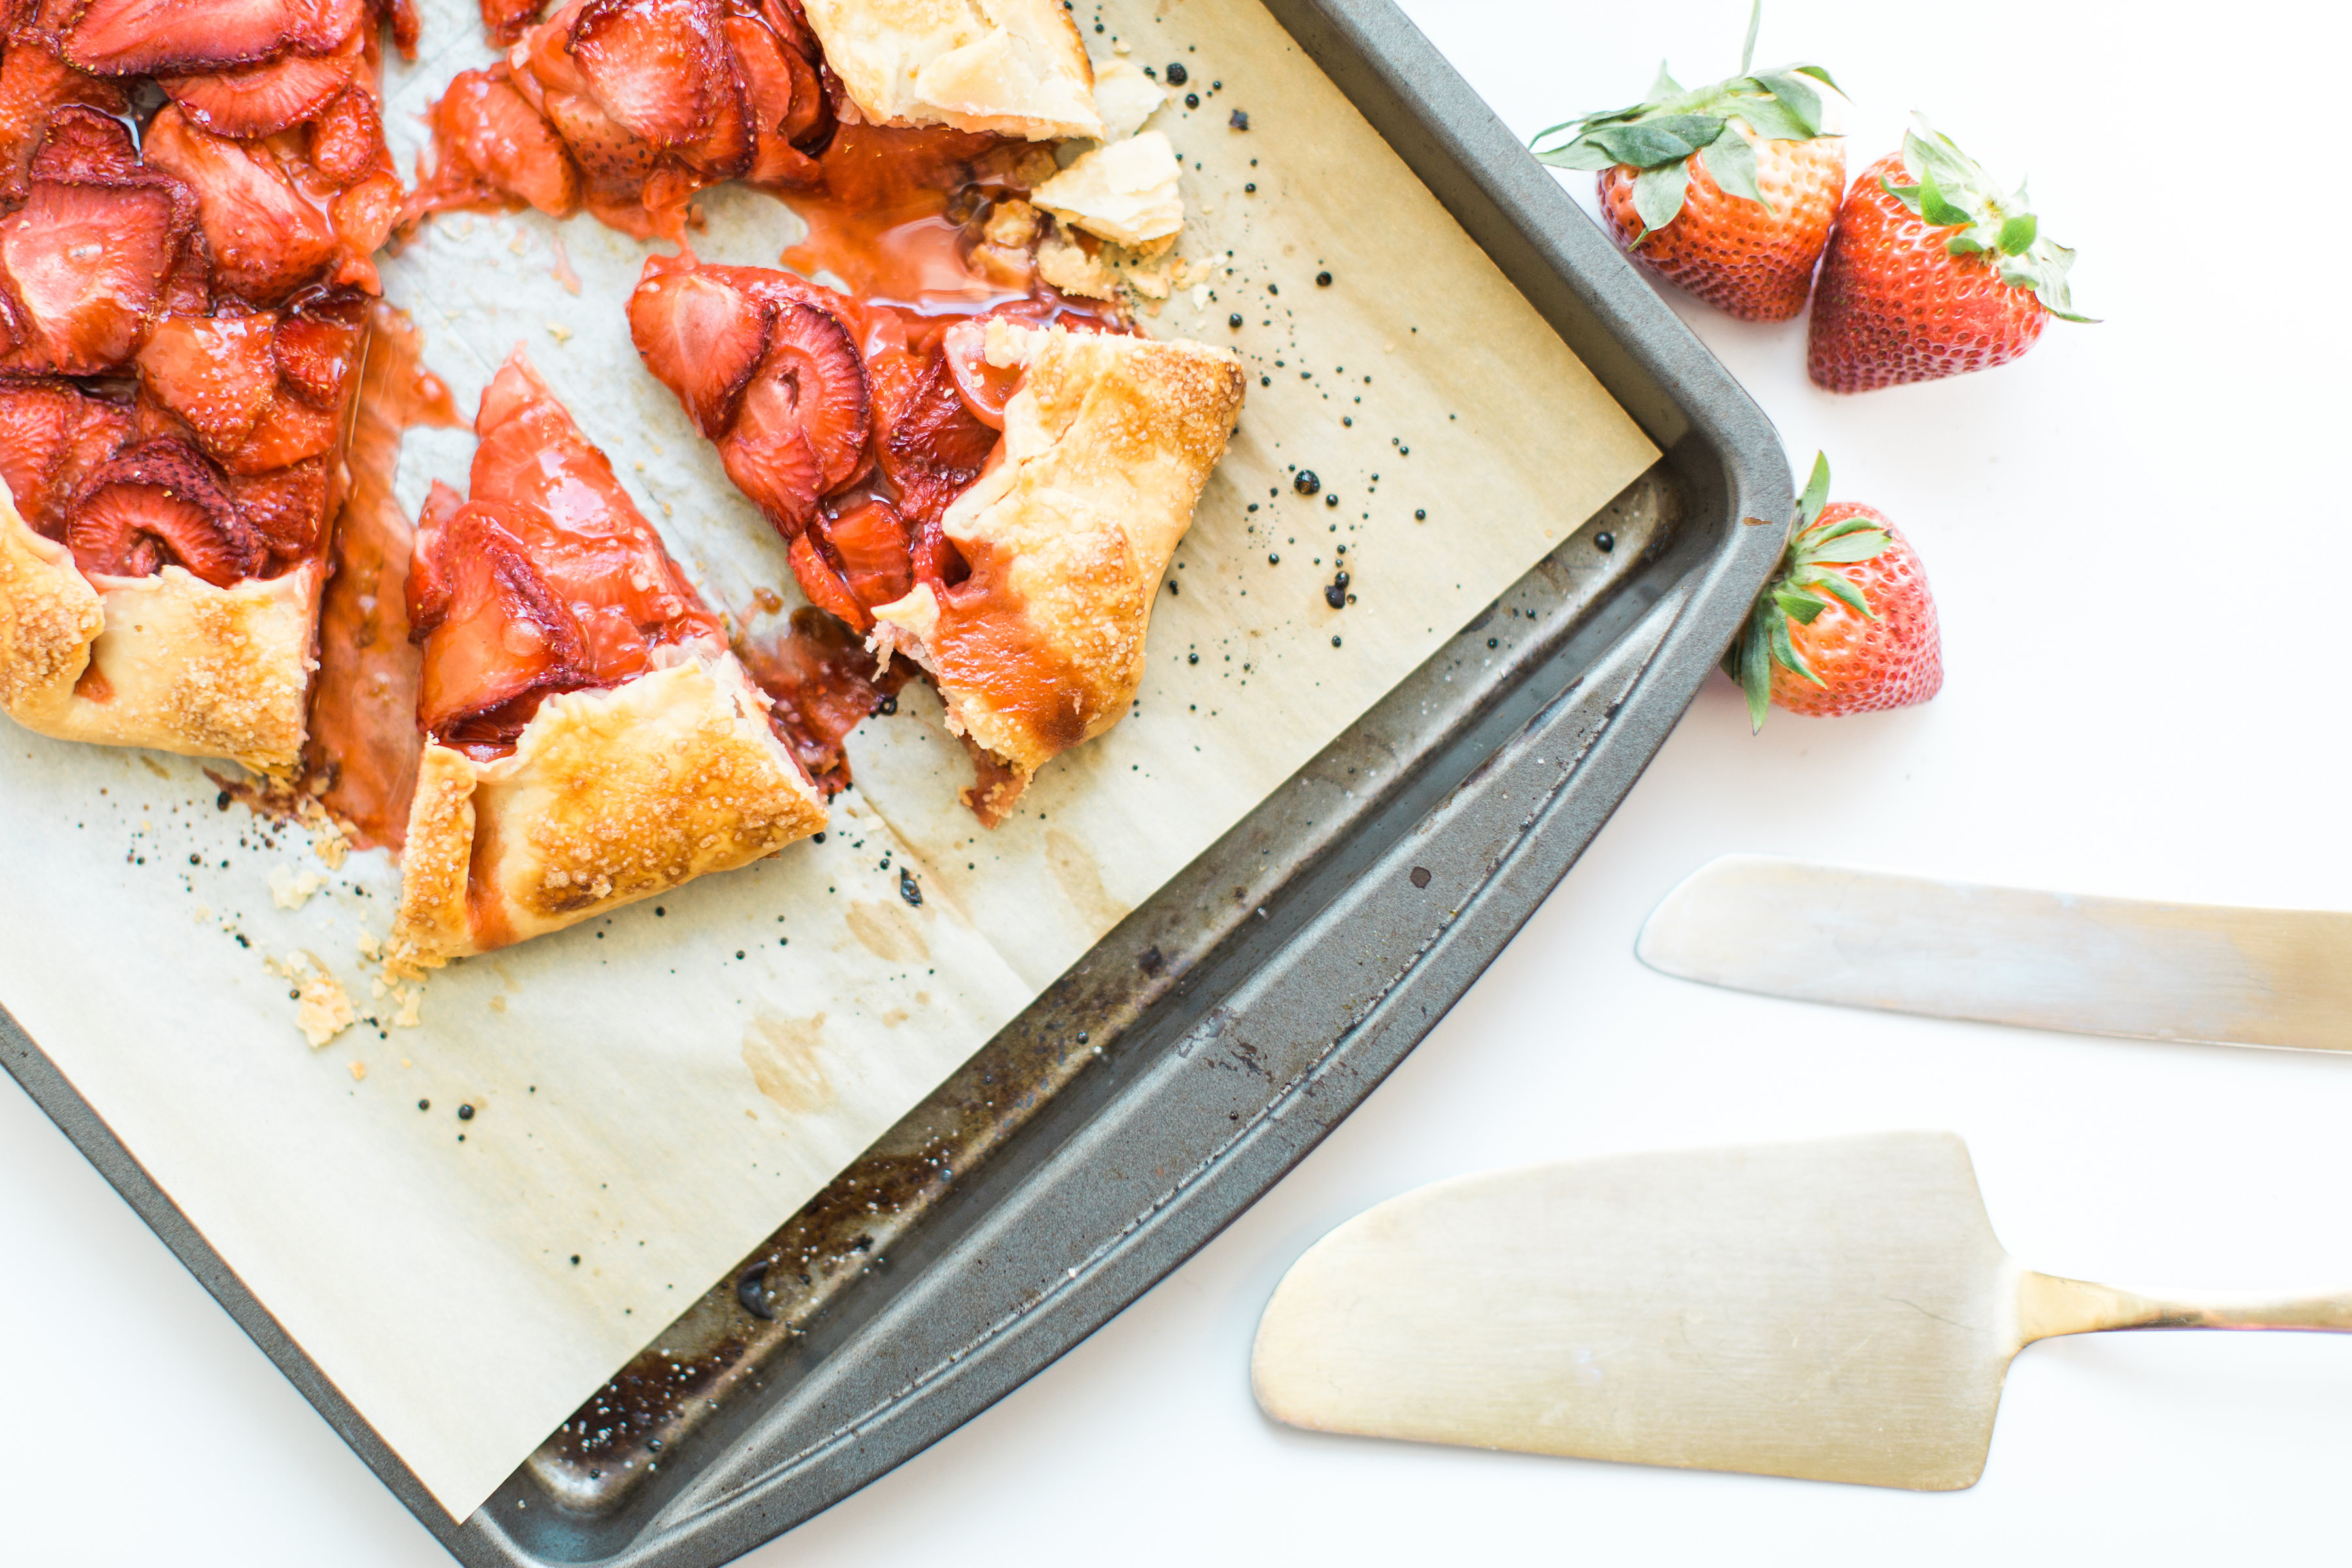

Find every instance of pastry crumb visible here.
[546,321,573,341]
[395,985,424,1028]
[1036,230,1121,300]
[1033,133,1184,249]
[355,930,382,959]
[1089,58,1164,140]
[348,1060,367,1081]
[298,970,355,1048]
[269,864,325,909]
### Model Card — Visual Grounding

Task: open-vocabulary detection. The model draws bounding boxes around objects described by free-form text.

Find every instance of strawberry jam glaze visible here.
[301,302,461,849]
[406,350,725,759]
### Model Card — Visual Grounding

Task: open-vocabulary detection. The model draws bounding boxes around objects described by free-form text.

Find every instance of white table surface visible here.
[10,1,2352,1560]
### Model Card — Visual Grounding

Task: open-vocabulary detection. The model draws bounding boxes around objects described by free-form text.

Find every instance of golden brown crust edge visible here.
[0,484,318,774]
[389,651,830,966]
[800,0,1103,141]
[870,324,1244,809]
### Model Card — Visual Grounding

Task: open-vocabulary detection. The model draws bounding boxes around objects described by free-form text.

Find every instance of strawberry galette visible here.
[3,0,1245,958]
[393,351,826,963]
[0,0,398,772]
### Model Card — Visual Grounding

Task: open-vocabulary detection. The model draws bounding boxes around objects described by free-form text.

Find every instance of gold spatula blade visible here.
[1635,855,2352,1051]
[1250,1133,2352,1490]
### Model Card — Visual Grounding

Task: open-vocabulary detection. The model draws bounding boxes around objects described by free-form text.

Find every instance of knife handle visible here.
[2017,1270,2352,1341]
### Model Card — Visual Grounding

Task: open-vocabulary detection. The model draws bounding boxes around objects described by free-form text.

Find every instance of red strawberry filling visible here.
[740,606,909,792]
[414,0,830,238]
[869,340,998,525]
[0,378,133,538]
[157,26,364,139]
[408,351,727,751]
[142,107,340,306]
[0,43,127,203]
[61,0,366,78]
[66,438,264,585]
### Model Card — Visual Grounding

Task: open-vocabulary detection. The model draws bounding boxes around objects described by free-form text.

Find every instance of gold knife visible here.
[1635,853,2352,1051]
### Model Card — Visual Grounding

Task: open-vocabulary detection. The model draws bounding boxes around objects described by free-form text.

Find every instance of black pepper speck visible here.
[1228,312,1243,328]
[1331,634,1343,647]
[1315,270,1332,286]
[458,1103,475,1120]
[1324,493,1339,507]
[1229,109,1249,129]
[900,868,923,907]
[1184,91,1199,108]
[1293,469,1320,495]
[1595,531,1616,553]
[1165,61,1187,84]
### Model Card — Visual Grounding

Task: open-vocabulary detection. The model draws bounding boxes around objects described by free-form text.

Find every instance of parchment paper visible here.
[0,0,1654,1520]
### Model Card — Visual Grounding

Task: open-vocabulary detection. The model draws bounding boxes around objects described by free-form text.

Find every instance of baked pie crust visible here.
[868,320,1243,821]
[391,649,827,964]
[798,0,1104,142]
[0,485,319,774]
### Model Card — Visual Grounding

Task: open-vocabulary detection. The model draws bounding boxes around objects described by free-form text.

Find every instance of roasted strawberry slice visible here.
[482,0,546,44]
[815,495,913,615]
[0,176,181,376]
[225,388,339,475]
[0,44,127,202]
[308,82,386,188]
[142,108,336,306]
[566,0,729,150]
[158,30,363,139]
[0,380,131,538]
[63,0,365,78]
[728,14,819,189]
[871,344,999,523]
[271,296,368,406]
[756,301,869,491]
[66,438,261,586]
[723,421,822,538]
[410,498,593,743]
[227,457,331,559]
[940,316,1019,430]
[135,310,282,459]
[329,169,402,285]
[414,66,581,219]
[627,257,772,437]
[465,350,724,679]
[786,529,868,630]
[745,606,907,792]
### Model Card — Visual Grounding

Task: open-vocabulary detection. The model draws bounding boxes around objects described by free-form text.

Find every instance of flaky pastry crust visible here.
[800,0,1103,142]
[390,649,828,965]
[0,483,319,774]
[869,321,1243,823]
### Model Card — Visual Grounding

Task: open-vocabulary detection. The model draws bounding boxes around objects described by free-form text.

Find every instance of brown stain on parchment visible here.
[742,1013,837,1115]
[1047,827,1130,933]
[845,899,928,964]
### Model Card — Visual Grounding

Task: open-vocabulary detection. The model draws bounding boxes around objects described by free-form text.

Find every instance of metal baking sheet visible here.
[0,0,1789,1561]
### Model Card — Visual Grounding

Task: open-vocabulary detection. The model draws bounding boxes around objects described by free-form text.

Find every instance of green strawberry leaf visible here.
[1805,529,1891,564]
[1700,127,1767,208]
[1799,515,1880,547]
[1795,451,1831,530]
[1650,61,1685,99]
[1631,159,1691,234]
[1916,172,1972,227]
[1945,234,1987,256]
[1804,568,1874,619]
[1599,114,1724,166]
[1739,613,1772,732]
[1774,585,1828,624]
[1999,212,2037,255]
[1727,93,1814,145]
[1533,138,1618,172]
[1791,63,1842,92]
[1767,610,1820,686]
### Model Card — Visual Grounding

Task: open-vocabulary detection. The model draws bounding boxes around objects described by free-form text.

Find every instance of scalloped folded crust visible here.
[868,321,1243,823]
[390,649,829,966]
[0,484,319,774]
[800,0,1103,141]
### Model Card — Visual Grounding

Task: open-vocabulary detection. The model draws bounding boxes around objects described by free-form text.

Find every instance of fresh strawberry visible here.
[1535,6,1842,321]
[66,438,262,586]
[1729,453,1941,728]
[1808,120,2089,392]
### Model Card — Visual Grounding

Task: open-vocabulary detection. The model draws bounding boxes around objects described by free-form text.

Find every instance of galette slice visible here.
[391,350,828,966]
[627,253,1242,823]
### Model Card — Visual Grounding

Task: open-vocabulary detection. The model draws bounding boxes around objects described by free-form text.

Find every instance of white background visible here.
[10,0,2352,1560]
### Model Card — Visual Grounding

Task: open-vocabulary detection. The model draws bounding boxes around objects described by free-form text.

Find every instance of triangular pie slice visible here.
[0,8,410,773]
[390,350,827,966]
[627,253,1242,824]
